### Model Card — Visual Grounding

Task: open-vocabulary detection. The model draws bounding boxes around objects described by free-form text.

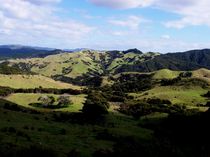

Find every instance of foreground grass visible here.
[5,93,86,112]
[0,102,153,157]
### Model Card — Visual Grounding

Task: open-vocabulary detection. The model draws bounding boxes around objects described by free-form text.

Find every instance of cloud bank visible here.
[90,0,210,28]
[0,0,94,47]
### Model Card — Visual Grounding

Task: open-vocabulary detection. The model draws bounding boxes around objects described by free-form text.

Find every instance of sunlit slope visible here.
[9,50,159,79]
[153,69,181,79]
[0,74,81,89]
[192,68,210,84]
[10,51,104,78]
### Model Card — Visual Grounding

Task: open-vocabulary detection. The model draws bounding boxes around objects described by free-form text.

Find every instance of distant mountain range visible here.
[0,45,61,59]
[0,45,101,60]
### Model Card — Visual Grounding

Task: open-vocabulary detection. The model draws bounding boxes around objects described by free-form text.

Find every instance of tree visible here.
[38,95,55,107]
[82,91,109,116]
[129,102,152,119]
[57,95,72,107]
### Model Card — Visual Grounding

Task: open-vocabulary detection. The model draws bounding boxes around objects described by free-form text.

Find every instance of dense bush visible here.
[161,77,181,86]
[38,95,55,107]
[179,71,192,78]
[161,77,208,88]
[147,98,172,105]
[57,95,73,107]
[111,73,154,93]
[53,74,103,87]
[203,91,210,98]
[118,100,193,119]
[29,95,73,109]
[0,62,31,75]
[0,86,82,97]
[0,86,14,96]
[82,91,109,116]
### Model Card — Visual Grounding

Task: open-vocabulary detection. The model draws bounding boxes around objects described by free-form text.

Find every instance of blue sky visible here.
[0,0,210,53]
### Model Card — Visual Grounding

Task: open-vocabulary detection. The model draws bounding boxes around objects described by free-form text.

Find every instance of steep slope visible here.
[115,49,210,73]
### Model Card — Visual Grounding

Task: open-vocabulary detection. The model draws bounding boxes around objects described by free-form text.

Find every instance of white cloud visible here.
[0,0,94,47]
[159,0,210,28]
[108,15,148,30]
[25,0,62,5]
[161,35,170,39]
[89,0,155,9]
[111,31,128,36]
[89,0,210,28]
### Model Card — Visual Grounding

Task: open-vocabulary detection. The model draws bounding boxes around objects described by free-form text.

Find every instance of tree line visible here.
[0,86,83,97]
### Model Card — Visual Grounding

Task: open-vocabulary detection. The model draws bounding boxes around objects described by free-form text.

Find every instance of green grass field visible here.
[129,86,209,106]
[0,74,81,89]
[5,93,86,112]
[152,69,181,79]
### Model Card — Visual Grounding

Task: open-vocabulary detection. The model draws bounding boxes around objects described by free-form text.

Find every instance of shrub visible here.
[203,91,210,98]
[57,95,72,107]
[82,91,109,116]
[38,96,55,107]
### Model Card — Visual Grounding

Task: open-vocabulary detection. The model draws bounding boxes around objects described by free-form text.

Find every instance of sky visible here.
[0,0,210,53]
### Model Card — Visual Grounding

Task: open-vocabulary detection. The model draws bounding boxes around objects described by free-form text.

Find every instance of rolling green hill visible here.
[8,49,160,81]
[8,49,210,82]
[0,74,81,89]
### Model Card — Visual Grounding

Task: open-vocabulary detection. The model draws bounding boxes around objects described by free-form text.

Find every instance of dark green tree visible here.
[82,91,109,116]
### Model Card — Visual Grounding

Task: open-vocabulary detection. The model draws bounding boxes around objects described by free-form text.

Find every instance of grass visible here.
[0,74,81,89]
[10,51,103,78]
[5,93,86,112]
[153,69,181,79]
[192,68,210,85]
[0,99,153,157]
[129,86,209,106]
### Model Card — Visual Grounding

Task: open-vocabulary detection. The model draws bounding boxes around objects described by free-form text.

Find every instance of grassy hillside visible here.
[9,50,159,80]
[5,93,86,112]
[0,74,81,89]
[130,86,208,107]
[10,51,104,79]
[152,69,181,79]
[192,68,210,84]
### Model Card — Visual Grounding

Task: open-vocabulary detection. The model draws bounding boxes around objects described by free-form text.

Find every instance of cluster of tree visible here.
[0,86,14,96]
[161,77,181,86]
[0,62,32,75]
[111,73,154,93]
[15,87,82,95]
[52,74,103,87]
[179,71,192,78]
[118,99,192,119]
[82,91,109,116]
[0,86,82,97]
[97,86,128,102]
[29,95,72,109]
[161,77,208,88]
[202,91,210,98]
